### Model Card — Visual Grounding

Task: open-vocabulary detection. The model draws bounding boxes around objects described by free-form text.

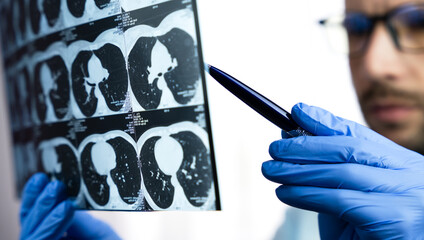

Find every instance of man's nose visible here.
[361,23,403,82]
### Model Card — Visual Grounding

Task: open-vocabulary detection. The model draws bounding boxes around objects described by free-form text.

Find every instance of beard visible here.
[358,82,424,155]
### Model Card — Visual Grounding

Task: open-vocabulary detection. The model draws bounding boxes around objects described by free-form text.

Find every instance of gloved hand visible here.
[20,173,121,240]
[262,103,424,239]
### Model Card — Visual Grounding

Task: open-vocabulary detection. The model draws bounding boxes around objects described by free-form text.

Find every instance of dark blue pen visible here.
[204,64,313,138]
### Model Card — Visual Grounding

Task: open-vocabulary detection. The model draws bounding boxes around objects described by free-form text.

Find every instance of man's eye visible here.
[344,17,371,35]
[402,11,424,29]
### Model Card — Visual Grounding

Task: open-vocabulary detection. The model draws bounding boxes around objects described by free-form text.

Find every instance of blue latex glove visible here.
[262,103,424,239]
[20,173,121,240]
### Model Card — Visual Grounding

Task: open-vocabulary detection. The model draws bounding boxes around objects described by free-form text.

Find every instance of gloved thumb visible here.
[66,211,122,240]
[290,103,390,144]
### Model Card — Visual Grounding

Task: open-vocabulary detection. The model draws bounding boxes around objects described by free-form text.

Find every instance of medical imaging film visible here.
[134,106,216,210]
[31,41,73,124]
[34,121,83,204]
[1,0,220,211]
[66,17,132,119]
[73,113,146,210]
[64,0,121,28]
[120,0,171,12]
[124,1,204,111]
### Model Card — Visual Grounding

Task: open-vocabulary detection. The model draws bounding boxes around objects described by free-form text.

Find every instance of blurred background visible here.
[0,0,364,239]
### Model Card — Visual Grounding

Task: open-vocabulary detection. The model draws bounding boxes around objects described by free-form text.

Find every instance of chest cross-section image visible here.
[3,0,220,211]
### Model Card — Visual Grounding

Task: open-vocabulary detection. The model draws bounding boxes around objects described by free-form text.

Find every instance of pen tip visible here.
[204,63,210,74]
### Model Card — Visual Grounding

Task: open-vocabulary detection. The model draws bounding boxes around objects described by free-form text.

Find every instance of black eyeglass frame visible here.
[318,4,424,56]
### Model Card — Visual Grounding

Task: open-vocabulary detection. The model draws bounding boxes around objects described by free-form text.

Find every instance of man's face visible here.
[347,0,424,153]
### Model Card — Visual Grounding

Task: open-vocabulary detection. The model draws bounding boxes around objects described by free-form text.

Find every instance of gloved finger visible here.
[318,214,359,240]
[20,180,67,239]
[26,200,74,240]
[291,103,394,145]
[269,136,424,169]
[276,185,414,237]
[20,173,49,223]
[66,211,122,240]
[262,160,415,193]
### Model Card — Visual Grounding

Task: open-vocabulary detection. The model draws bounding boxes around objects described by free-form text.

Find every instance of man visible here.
[263,0,424,238]
[21,0,424,239]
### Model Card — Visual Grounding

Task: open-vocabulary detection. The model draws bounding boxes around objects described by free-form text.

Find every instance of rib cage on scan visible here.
[5,70,21,132]
[2,0,220,211]
[17,68,33,129]
[29,0,64,41]
[0,0,122,57]
[14,67,33,129]
[37,138,85,206]
[63,0,121,29]
[173,131,213,207]
[137,122,216,211]
[0,0,17,57]
[11,0,27,49]
[68,29,131,119]
[125,7,204,112]
[32,119,215,211]
[79,131,144,210]
[6,58,34,131]
[13,130,37,198]
[30,41,72,124]
[1,0,31,53]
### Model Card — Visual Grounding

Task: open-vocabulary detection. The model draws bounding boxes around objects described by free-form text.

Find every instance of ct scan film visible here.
[0,0,221,211]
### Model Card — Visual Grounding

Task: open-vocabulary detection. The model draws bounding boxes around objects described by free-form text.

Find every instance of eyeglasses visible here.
[319,4,424,56]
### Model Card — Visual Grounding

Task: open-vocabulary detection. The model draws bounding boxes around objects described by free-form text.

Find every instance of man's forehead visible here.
[346,0,424,14]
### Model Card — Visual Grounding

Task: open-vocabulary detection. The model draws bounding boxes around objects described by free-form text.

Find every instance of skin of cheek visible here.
[349,55,424,152]
[345,0,424,151]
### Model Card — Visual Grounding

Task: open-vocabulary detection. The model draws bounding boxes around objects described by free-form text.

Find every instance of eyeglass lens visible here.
[323,4,424,55]
[344,13,373,55]
[392,6,424,51]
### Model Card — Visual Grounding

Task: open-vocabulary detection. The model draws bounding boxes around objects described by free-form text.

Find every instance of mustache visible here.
[360,83,424,107]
